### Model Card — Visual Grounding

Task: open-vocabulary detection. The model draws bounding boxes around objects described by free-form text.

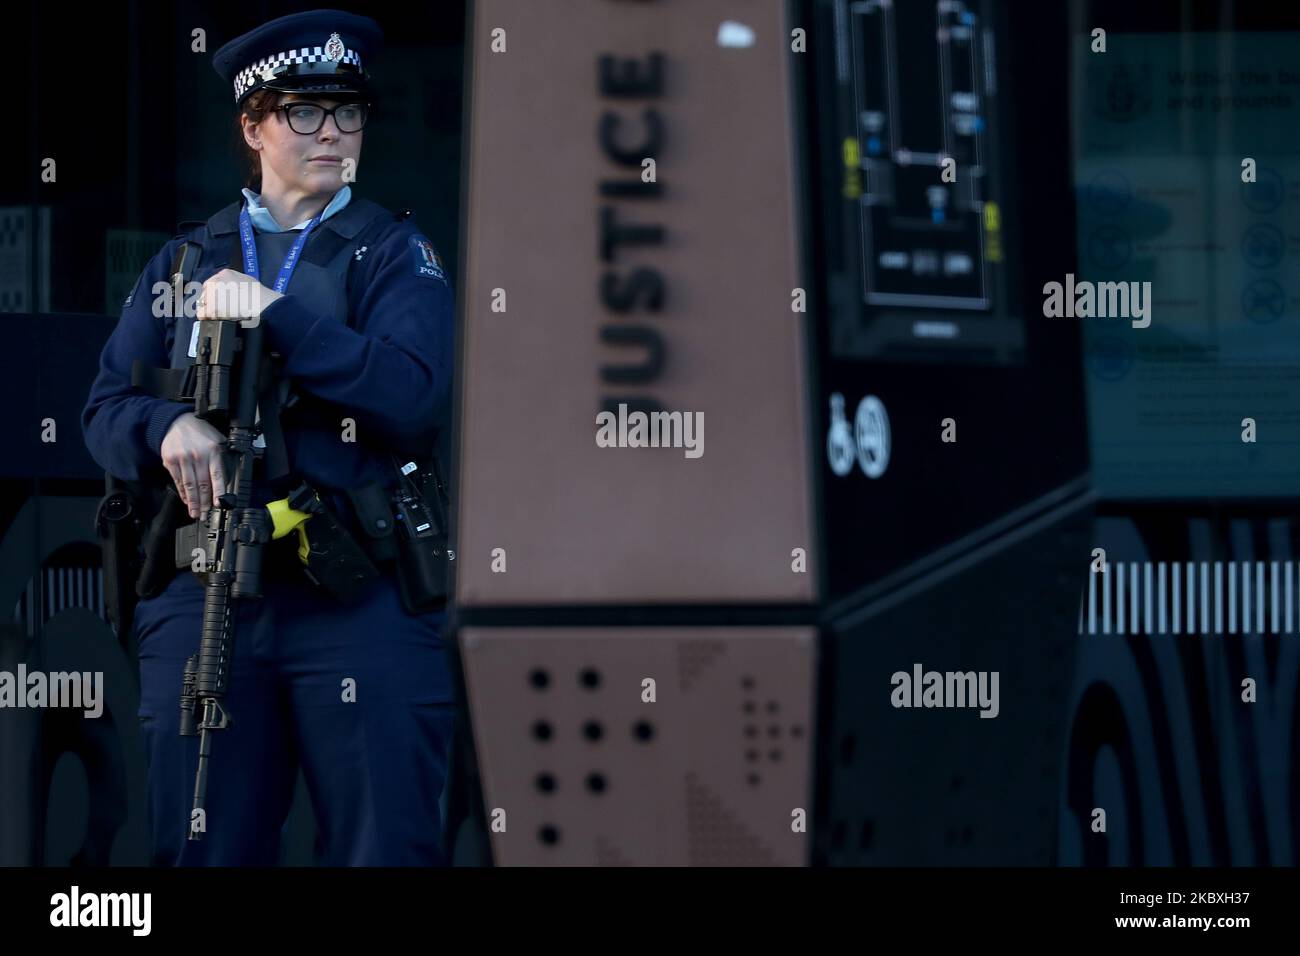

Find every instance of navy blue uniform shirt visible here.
[80,195,454,519]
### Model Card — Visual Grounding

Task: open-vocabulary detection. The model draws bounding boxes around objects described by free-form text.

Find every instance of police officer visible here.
[81,10,457,866]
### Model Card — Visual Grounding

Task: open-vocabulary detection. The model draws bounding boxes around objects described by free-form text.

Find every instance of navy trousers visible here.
[133,567,456,866]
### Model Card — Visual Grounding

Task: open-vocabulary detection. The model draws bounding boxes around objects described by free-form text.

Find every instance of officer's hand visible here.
[197,268,282,325]
[160,413,230,519]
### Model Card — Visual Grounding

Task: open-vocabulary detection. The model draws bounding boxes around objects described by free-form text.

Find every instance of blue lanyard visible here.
[238,203,323,293]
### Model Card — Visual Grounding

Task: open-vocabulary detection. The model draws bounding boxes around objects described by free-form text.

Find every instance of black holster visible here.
[337,458,452,615]
[97,476,191,632]
[394,530,451,615]
[383,456,452,615]
[289,484,382,605]
[95,474,145,641]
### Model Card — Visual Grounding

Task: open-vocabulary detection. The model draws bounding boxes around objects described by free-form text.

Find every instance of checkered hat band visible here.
[234,46,363,99]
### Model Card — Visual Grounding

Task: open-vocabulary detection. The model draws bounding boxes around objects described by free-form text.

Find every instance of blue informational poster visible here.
[1075,33,1300,499]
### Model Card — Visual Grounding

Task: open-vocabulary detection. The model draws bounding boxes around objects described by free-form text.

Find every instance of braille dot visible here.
[529,669,550,690]
[586,773,607,794]
[743,725,758,738]
[790,725,804,738]
[768,749,781,762]
[768,725,781,739]
[579,667,601,689]
[583,720,603,742]
[746,772,761,786]
[538,825,560,845]
[532,720,553,741]
[745,749,759,762]
[633,720,655,742]
[766,700,779,714]
[741,675,755,690]
[535,773,556,793]
[742,701,755,714]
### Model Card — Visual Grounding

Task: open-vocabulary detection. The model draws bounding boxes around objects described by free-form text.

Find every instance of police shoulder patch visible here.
[408,234,447,283]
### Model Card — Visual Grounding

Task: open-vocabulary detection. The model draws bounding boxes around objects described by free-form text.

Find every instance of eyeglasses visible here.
[273,101,369,135]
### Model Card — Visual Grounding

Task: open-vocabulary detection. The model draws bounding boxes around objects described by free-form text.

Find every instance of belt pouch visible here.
[346,483,398,563]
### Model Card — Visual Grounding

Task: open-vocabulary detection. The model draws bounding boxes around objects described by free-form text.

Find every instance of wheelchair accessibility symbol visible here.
[827,393,856,477]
